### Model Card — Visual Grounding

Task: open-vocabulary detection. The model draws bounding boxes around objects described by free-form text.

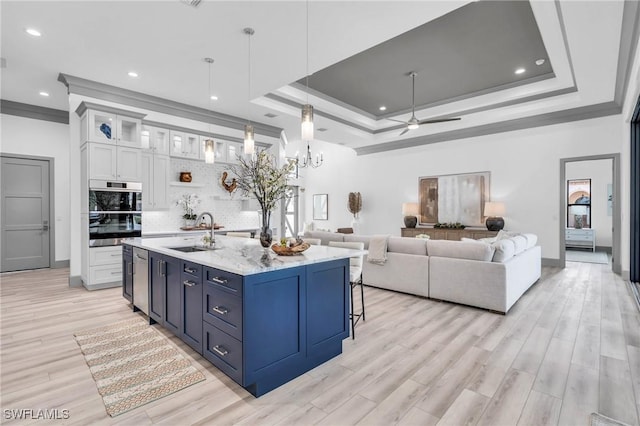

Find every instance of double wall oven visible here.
[89,180,142,246]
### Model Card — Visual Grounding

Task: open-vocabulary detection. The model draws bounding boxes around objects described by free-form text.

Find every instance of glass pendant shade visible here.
[204,139,215,164]
[243,124,255,155]
[301,104,314,141]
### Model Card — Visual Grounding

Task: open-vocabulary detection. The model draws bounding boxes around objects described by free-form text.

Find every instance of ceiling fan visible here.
[386,72,461,136]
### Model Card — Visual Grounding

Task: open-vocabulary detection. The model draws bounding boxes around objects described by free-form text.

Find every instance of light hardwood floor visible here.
[1,262,639,425]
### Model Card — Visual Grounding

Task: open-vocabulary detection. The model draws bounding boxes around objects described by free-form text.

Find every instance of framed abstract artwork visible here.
[418,172,490,227]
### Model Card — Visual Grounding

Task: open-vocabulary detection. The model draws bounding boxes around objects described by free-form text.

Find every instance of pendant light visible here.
[243,27,255,155]
[203,57,215,164]
[301,0,314,142]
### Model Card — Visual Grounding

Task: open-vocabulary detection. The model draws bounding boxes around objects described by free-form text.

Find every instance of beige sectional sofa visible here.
[303,230,541,313]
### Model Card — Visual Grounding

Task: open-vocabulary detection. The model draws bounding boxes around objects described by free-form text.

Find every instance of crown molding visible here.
[355,101,622,155]
[58,73,283,139]
[0,99,68,124]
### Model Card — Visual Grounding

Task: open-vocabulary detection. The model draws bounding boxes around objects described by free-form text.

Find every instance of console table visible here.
[401,227,498,240]
[565,228,595,252]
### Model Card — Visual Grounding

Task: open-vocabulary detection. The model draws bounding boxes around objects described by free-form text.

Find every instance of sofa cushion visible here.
[511,235,528,254]
[522,233,538,248]
[491,238,516,262]
[344,234,371,249]
[387,236,428,255]
[427,240,495,262]
[304,230,345,245]
[461,237,515,262]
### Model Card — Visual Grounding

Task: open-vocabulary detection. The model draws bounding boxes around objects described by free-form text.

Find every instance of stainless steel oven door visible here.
[89,180,142,246]
[89,212,141,246]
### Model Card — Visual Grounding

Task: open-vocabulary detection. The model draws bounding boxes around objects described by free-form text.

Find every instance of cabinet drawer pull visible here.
[211,277,228,285]
[212,306,228,315]
[111,271,121,275]
[183,280,196,287]
[184,267,197,274]
[111,253,121,257]
[213,345,228,357]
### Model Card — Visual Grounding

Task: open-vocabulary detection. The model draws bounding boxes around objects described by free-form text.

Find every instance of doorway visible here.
[559,154,621,273]
[1,155,52,272]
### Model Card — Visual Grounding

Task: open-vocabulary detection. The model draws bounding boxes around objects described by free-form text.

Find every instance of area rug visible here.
[74,318,205,417]
[590,412,631,426]
[566,249,609,264]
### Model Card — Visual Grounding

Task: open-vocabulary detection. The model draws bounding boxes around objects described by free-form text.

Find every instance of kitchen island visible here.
[122,235,361,397]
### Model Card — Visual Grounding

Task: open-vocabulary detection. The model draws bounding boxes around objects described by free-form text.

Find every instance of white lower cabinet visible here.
[88,246,122,285]
[141,153,170,210]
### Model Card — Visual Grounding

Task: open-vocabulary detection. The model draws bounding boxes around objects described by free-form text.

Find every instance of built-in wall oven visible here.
[89,180,142,247]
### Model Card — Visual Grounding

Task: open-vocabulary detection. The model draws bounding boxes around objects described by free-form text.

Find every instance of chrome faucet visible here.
[196,212,214,229]
[196,212,215,247]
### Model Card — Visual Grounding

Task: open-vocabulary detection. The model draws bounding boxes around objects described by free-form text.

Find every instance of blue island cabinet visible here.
[202,257,350,397]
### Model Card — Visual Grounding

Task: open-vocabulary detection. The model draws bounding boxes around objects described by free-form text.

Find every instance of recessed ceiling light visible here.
[535,59,546,66]
[264,113,278,118]
[39,91,49,97]
[514,68,526,75]
[25,28,41,37]
[128,71,138,78]
[379,106,387,111]
[210,95,218,101]
[317,128,328,132]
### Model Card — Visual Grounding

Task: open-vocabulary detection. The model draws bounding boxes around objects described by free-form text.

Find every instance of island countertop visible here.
[123,235,365,276]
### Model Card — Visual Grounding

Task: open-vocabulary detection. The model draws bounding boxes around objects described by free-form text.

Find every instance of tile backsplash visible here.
[142,158,261,233]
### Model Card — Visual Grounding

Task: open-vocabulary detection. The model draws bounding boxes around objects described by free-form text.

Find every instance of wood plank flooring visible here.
[1,262,639,425]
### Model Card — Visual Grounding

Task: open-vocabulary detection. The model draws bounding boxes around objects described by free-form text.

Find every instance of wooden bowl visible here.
[271,242,310,256]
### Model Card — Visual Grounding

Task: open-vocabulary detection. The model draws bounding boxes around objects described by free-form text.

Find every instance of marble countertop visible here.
[123,235,366,276]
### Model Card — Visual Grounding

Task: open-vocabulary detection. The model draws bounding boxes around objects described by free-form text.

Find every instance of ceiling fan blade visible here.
[399,128,409,136]
[385,118,408,124]
[418,117,462,125]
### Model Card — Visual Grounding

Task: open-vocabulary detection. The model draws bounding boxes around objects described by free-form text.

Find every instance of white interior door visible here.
[1,156,50,272]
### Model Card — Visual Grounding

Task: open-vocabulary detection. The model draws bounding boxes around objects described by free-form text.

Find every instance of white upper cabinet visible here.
[141,125,170,155]
[84,144,141,181]
[169,131,200,160]
[76,102,145,148]
[141,152,170,210]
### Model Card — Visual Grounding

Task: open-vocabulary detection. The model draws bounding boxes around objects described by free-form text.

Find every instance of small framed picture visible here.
[313,194,328,220]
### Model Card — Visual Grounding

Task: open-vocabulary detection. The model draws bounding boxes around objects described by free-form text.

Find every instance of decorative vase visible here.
[259,226,273,248]
[185,219,196,228]
[258,209,273,248]
[351,216,361,234]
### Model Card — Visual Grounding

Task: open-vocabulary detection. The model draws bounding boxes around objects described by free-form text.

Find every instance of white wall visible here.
[0,114,70,263]
[566,159,613,248]
[293,115,624,262]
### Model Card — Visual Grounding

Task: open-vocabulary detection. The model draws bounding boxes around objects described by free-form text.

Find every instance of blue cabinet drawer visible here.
[204,267,242,296]
[182,261,202,279]
[203,322,242,385]
[203,283,242,340]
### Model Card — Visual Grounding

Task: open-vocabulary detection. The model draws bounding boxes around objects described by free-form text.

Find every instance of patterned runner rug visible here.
[74,318,205,417]
[590,412,631,426]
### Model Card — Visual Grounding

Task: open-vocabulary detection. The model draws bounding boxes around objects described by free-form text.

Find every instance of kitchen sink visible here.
[167,246,211,253]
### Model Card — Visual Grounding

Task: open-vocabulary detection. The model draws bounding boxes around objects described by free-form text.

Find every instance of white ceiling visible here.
[0,1,635,153]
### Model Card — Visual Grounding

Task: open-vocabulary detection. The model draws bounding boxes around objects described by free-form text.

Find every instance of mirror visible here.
[313,194,328,220]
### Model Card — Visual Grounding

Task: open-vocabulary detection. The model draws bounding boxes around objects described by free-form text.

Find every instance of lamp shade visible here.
[484,201,506,217]
[402,202,419,216]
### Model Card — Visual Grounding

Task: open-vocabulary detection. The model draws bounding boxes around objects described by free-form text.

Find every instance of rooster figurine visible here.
[220,171,237,194]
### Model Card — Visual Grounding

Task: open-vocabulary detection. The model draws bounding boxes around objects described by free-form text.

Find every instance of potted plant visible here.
[176,193,200,227]
[230,150,295,247]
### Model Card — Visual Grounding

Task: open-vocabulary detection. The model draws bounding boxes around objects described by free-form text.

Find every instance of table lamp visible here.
[402,202,419,228]
[484,201,506,231]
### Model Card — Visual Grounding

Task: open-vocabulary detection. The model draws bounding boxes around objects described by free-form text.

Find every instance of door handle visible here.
[42,220,49,231]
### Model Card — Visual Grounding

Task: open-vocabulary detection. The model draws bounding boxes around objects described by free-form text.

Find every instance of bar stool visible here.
[328,241,365,338]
